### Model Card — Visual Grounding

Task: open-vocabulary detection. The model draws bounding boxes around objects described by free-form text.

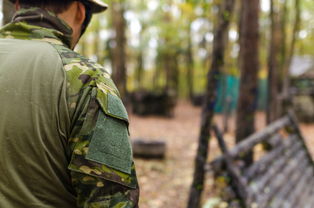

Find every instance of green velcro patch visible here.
[86,111,132,174]
[107,93,128,122]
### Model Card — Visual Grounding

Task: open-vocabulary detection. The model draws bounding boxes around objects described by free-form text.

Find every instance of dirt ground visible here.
[128,101,314,208]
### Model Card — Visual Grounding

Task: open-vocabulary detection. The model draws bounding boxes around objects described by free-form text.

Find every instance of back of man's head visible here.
[11,0,108,14]
[18,0,74,14]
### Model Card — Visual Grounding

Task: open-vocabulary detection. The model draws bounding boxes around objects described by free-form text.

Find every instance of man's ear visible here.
[76,2,86,25]
[15,0,21,10]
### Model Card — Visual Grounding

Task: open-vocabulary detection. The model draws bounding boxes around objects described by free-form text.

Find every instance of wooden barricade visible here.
[207,112,314,207]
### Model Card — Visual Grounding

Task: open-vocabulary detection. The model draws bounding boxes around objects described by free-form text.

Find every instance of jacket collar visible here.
[0,7,73,48]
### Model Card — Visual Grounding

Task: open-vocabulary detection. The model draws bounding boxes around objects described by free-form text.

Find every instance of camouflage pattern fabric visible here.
[0,7,139,208]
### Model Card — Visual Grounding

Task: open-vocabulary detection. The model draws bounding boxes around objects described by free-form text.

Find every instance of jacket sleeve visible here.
[67,86,139,208]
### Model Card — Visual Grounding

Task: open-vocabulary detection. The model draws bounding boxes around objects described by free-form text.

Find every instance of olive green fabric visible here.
[0,39,76,207]
[86,111,132,174]
[107,93,129,122]
[0,7,139,208]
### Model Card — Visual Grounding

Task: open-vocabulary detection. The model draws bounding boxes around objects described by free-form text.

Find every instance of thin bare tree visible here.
[282,0,301,104]
[111,0,127,98]
[235,0,260,164]
[187,0,235,207]
[267,0,281,124]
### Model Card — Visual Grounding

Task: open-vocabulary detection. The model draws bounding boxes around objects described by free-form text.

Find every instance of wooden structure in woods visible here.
[132,139,166,159]
[191,94,205,107]
[289,58,314,123]
[207,112,314,207]
[130,90,176,117]
[290,70,314,97]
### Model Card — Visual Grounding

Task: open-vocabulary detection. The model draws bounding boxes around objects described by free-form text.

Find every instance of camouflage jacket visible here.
[0,7,139,208]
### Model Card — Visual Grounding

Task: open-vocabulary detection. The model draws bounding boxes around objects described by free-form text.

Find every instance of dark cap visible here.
[8,0,108,13]
[85,0,108,13]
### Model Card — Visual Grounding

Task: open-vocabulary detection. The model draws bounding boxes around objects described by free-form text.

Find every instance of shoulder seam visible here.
[47,43,70,70]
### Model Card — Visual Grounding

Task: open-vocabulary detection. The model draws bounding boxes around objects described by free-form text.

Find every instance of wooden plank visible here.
[212,125,250,207]
[267,133,283,147]
[210,116,290,169]
[248,138,303,193]
[250,151,307,204]
[290,167,314,207]
[244,135,298,181]
[311,185,314,207]
[265,158,308,208]
[268,162,310,208]
[226,116,289,157]
[296,175,314,208]
[288,167,313,207]
[265,160,306,208]
[307,184,314,208]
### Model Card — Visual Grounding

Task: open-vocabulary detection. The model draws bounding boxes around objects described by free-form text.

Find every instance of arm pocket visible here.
[87,92,132,175]
[68,91,137,189]
[86,110,132,174]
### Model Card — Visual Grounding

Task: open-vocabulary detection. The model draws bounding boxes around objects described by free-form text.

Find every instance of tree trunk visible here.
[235,0,260,165]
[164,49,179,94]
[282,0,301,106]
[187,0,235,207]
[2,0,14,25]
[111,1,127,98]
[165,52,179,94]
[135,24,146,90]
[94,16,102,63]
[80,37,88,57]
[186,24,194,100]
[280,0,288,71]
[237,0,244,69]
[153,51,164,91]
[267,0,281,124]
[172,53,179,94]
[163,11,179,93]
[135,49,144,89]
[165,51,172,91]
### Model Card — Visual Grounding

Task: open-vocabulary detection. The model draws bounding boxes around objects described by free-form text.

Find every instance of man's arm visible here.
[49,42,139,207]
[71,167,139,207]
[67,86,139,208]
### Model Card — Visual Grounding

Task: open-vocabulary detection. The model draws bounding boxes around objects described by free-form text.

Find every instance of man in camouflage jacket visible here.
[0,0,139,207]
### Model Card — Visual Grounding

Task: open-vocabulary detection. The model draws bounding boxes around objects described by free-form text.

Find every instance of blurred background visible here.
[1,0,314,207]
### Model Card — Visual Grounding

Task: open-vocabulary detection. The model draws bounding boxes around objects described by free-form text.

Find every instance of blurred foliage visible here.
[74,0,314,98]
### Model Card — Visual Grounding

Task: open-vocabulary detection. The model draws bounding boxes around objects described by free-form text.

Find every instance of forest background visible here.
[1,0,313,104]
[1,0,314,207]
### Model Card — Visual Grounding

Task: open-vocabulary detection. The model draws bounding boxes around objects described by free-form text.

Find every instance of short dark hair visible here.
[19,0,74,14]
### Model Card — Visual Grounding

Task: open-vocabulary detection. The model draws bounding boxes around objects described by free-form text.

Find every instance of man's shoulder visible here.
[51,44,120,97]
[1,38,60,60]
[0,38,63,78]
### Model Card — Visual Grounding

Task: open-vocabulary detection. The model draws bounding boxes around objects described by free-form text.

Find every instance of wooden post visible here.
[213,125,250,207]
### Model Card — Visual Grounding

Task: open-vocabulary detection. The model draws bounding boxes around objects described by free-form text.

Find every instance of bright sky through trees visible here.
[0,0,3,25]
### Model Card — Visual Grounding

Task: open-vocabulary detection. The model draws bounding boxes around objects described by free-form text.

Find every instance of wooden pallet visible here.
[210,112,314,208]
